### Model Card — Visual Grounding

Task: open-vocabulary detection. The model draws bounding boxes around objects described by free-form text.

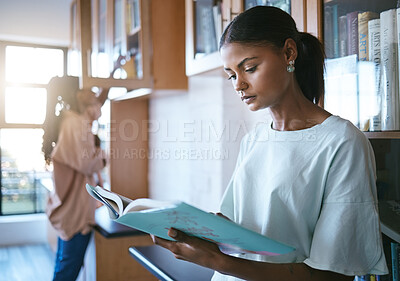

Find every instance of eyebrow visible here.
[224,57,258,71]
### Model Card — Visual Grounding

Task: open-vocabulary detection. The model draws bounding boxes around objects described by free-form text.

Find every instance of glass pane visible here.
[5,87,47,124]
[5,46,64,84]
[111,0,143,79]
[195,0,219,59]
[244,0,291,14]
[1,129,51,215]
[99,0,107,52]
[67,49,81,77]
[323,1,395,131]
[114,0,124,54]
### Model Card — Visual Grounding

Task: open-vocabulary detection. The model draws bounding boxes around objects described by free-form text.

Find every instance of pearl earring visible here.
[287,60,295,73]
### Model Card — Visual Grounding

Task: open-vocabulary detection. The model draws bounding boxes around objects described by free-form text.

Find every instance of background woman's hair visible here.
[219,6,326,104]
[42,76,79,164]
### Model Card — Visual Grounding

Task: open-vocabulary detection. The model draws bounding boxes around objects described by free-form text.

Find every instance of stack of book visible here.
[324,5,400,132]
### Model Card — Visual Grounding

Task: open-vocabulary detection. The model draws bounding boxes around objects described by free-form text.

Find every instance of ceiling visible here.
[0,0,71,46]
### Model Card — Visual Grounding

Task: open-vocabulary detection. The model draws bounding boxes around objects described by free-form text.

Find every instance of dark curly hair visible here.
[42,76,79,164]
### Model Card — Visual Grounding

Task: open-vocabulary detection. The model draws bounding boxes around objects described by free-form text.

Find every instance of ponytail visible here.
[294,32,326,104]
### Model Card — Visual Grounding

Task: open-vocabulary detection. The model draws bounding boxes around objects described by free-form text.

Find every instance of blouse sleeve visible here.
[303,130,388,276]
[52,112,105,176]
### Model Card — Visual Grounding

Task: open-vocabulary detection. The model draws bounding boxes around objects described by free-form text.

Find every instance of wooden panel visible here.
[95,232,157,281]
[151,0,187,90]
[78,0,91,88]
[364,131,400,139]
[110,97,149,199]
[306,0,323,39]
[291,0,306,32]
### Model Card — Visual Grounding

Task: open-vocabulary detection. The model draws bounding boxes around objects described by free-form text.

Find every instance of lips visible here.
[241,95,256,103]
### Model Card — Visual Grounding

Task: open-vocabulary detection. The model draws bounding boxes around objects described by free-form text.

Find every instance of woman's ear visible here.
[283,38,298,62]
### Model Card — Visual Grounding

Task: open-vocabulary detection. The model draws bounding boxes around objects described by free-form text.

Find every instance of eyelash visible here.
[245,66,257,73]
[227,66,257,80]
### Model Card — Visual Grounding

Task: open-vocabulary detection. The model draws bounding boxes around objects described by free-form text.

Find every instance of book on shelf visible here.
[358,11,379,61]
[347,11,360,57]
[195,0,218,57]
[332,4,339,58]
[339,15,348,57]
[126,0,140,34]
[380,8,399,131]
[324,5,333,58]
[368,18,382,132]
[324,4,339,58]
[358,60,380,131]
[86,184,295,256]
[354,275,383,281]
[212,1,223,46]
[392,242,399,281]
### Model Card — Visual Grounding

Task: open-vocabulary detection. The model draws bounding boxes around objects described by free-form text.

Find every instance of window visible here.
[0,42,67,215]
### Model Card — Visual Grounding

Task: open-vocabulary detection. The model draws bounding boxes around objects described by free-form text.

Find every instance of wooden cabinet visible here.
[71,0,187,195]
[185,0,306,76]
[75,0,187,92]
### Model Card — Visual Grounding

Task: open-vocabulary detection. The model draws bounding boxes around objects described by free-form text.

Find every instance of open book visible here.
[86,184,295,256]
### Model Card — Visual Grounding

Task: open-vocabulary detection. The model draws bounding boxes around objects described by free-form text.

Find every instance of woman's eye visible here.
[227,75,236,80]
[245,66,257,73]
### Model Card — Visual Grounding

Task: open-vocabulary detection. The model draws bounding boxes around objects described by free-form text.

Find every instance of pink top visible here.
[46,110,105,240]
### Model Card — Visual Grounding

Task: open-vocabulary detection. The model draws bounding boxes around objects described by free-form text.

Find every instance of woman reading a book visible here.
[152,6,388,281]
[43,76,109,281]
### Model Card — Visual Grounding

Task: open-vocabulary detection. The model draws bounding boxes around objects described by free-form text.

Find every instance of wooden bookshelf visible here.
[364,131,400,139]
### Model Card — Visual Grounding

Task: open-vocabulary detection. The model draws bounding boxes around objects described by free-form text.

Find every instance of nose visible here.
[234,79,248,93]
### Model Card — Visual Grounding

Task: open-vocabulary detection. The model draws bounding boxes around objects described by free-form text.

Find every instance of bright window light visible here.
[5,46,64,84]
[5,87,47,124]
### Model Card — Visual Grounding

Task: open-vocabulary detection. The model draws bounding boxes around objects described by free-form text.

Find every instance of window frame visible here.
[0,41,68,215]
[0,41,68,129]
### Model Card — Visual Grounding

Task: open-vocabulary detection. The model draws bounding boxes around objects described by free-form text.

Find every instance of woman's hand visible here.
[151,228,226,270]
[151,226,354,281]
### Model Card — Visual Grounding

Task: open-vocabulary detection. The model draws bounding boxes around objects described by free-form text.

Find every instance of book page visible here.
[88,184,132,216]
[123,198,178,215]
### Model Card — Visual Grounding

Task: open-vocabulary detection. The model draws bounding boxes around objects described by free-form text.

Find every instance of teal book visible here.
[86,184,295,256]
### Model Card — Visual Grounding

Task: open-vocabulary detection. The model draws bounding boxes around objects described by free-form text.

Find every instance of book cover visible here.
[339,15,348,57]
[212,1,223,45]
[86,184,295,256]
[325,5,334,58]
[391,242,399,281]
[347,11,360,57]
[332,4,339,58]
[195,0,218,56]
[358,11,379,61]
[368,18,382,131]
[380,9,399,130]
[358,60,379,131]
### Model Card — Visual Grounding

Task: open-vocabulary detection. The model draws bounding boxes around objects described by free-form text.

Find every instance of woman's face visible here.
[86,103,102,121]
[220,42,291,111]
[77,90,102,121]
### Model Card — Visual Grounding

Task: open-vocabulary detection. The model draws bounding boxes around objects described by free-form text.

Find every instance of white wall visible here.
[0,213,48,246]
[0,0,70,46]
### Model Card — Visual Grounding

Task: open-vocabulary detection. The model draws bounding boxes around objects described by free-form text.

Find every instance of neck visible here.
[268,89,328,131]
